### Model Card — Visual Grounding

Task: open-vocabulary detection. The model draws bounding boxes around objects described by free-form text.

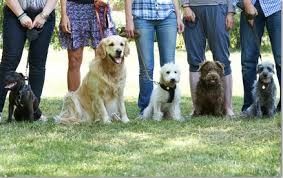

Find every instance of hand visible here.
[177,17,184,33]
[125,19,135,38]
[32,14,46,29]
[19,15,33,29]
[60,14,71,33]
[183,6,196,22]
[244,2,258,26]
[226,12,234,30]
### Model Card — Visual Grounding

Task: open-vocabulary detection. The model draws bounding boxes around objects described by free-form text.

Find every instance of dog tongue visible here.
[115,57,122,64]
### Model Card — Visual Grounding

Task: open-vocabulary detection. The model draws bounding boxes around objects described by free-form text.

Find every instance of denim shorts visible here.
[183,5,231,75]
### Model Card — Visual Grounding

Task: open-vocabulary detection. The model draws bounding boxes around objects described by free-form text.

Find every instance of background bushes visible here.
[0,1,271,51]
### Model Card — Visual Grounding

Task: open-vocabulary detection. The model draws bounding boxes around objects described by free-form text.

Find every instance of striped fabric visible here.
[132,0,175,20]
[233,0,281,17]
[18,0,47,10]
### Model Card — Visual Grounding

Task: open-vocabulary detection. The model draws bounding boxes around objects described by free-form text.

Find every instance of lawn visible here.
[0,96,281,176]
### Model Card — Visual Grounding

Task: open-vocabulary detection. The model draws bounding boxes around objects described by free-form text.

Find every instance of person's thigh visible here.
[134,17,155,72]
[156,12,177,66]
[183,6,206,72]
[205,5,231,75]
[266,10,281,69]
[1,6,26,70]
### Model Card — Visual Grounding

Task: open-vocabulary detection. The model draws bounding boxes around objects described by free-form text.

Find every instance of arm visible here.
[59,0,71,33]
[226,0,235,30]
[32,0,58,28]
[125,0,135,38]
[172,0,184,33]
[5,0,33,29]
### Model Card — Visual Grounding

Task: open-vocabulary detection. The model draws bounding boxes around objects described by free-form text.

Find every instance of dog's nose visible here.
[263,73,268,77]
[170,78,176,83]
[116,49,122,56]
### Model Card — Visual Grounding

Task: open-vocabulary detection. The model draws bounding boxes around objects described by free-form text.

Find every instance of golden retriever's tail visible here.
[54,92,90,124]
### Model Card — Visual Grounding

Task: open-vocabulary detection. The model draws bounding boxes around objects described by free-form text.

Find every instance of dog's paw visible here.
[103,118,112,124]
[174,116,185,122]
[121,116,130,123]
[153,112,163,121]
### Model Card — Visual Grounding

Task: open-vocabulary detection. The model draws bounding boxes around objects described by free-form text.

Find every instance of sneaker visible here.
[38,114,48,122]
[0,112,2,122]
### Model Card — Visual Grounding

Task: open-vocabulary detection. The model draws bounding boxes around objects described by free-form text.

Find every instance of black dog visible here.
[4,72,42,122]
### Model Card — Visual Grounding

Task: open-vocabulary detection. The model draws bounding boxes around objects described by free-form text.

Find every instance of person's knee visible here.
[68,55,82,71]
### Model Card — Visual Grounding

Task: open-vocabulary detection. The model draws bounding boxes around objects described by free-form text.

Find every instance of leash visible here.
[135,39,160,85]
[94,0,109,38]
[245,13,262,63]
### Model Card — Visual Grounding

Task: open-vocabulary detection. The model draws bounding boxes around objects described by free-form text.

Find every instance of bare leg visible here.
[67,47,84,91]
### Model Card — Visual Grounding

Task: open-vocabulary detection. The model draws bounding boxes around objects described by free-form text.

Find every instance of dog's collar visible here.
[159,84,176,103]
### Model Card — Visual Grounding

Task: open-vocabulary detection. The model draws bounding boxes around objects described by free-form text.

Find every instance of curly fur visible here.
[194,61,226,116]
[142,63,183,121]
[55,35,130,124]
[241,61,277,118]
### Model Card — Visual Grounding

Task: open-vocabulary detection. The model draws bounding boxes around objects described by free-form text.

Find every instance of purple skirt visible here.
[59,1,116,49]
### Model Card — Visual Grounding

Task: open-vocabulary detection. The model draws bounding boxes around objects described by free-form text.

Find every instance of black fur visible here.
[4,71,41,122]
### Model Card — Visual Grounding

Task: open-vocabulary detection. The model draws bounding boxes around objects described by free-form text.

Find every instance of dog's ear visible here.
[96,39,107,59]
[271,63,275,73]
[256,64,263,74]
[123,38,130,57]
[198,61,211,73]
[215,61,225,75]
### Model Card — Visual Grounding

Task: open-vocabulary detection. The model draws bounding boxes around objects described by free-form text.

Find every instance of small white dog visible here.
[142,63,183,121]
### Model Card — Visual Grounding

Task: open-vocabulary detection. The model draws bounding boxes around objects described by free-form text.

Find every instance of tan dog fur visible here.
[55,35,130,124]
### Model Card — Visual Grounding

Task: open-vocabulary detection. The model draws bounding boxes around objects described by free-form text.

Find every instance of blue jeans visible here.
[240,1,281,111]
[134,12,177,113]
[183,5,231,76]
[0,6,55,112]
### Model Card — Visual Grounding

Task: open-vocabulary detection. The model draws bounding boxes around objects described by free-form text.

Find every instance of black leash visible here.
[249,22,262,63]
[245,12,263,63]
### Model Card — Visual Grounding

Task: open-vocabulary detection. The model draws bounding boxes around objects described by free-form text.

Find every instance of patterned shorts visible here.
[59,1,116,49]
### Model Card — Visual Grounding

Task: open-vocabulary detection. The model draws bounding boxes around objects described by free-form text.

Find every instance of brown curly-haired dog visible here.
[193,61,226,116]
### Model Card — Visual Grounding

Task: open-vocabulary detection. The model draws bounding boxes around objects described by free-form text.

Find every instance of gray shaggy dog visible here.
[242,61,277,118]
[193,61,226,116]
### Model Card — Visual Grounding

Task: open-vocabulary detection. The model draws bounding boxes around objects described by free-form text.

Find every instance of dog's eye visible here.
[174,71,177,73]
[267,67,272,72]
[166,71,170,74]
[109,43,114,46]
[120,42,124,46]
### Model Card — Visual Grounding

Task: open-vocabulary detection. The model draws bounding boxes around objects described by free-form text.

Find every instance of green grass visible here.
[0,97,281,176]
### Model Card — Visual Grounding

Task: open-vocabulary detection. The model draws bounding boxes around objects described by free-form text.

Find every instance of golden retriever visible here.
[54,35,130,124]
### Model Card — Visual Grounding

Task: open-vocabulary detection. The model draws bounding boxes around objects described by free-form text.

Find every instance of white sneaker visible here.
[38,114,48,122]
[0,112,2,122]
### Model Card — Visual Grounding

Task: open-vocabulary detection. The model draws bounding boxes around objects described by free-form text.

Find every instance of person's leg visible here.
[0,6,26,119]
[156,12,177,66]
[183,7,206,112]
[266,10,281,112]
[134,18,155,113]
[67,47,84,91]
[28,11,55,101]
[205,5,234,116]
[240,1,266,111]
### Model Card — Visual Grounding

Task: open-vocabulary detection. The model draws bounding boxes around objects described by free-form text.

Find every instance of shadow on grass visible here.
[0,97,281,176]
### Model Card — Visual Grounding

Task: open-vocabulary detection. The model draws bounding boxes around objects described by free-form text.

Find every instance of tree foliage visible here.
[0,1,271,51]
